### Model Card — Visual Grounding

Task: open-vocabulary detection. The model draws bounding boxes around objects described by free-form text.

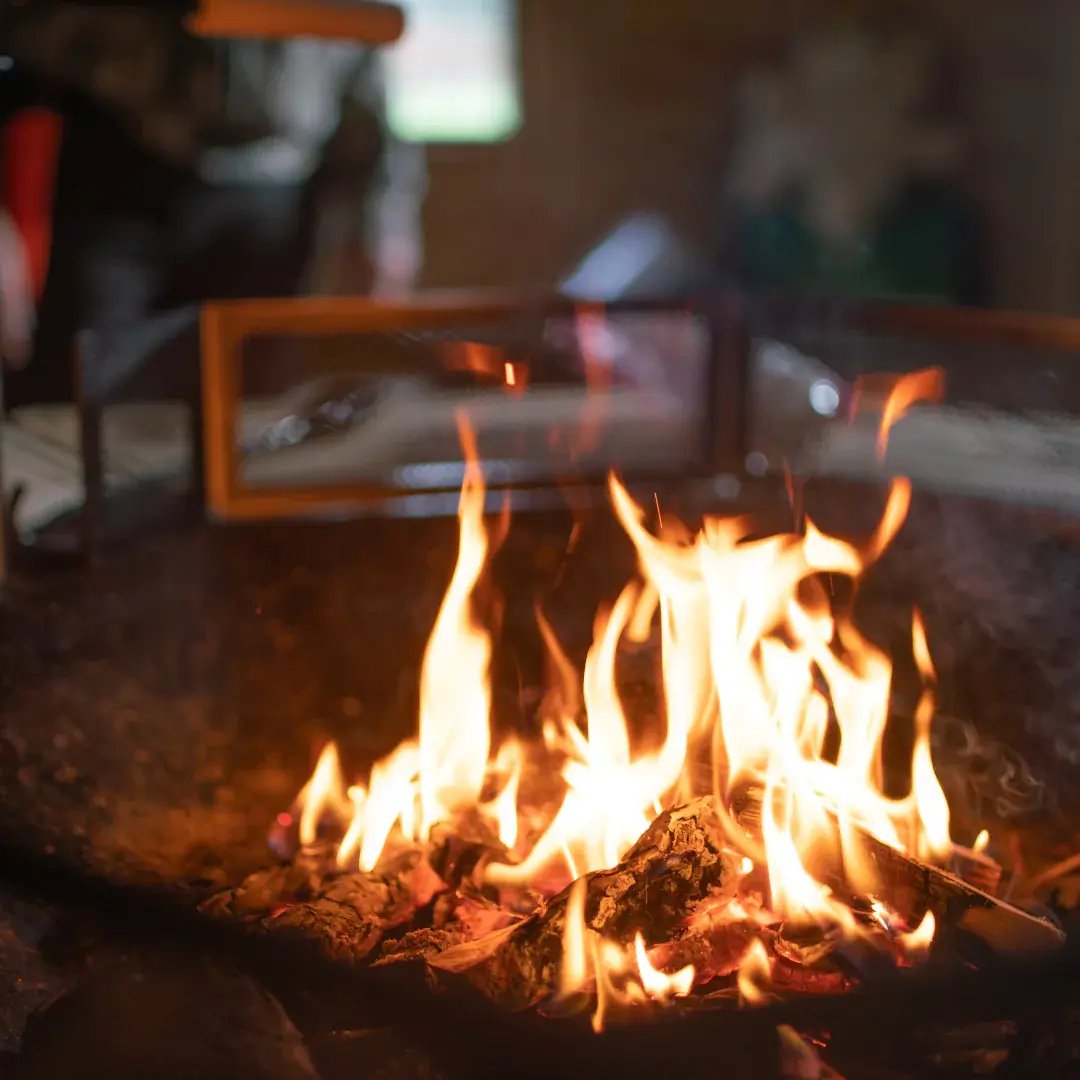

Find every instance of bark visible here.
[431,797,740,1009]
[199,847,446,964]
[378,890,523,966]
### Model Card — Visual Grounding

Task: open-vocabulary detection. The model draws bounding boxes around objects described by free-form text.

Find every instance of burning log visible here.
[199,846,446,964]
[426,797,740,1009]
[732,787,1064,960]
[647,915,757,987]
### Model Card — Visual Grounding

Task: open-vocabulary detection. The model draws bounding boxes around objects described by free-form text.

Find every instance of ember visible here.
[206,367,1063,1041]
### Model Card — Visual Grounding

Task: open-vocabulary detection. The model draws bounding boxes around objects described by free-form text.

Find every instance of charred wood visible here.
[430,797,740,1009]
[199,847,446,964]
[731,787,1064,959]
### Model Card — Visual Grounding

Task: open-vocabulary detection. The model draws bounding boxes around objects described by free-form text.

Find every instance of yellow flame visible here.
[625,580,659,643]
[560,877,589,997]
[911,611,951,861]
[633,932,694,1002]
[737,939,772,1006]
[535,605,582,724]
[558,879,695,1030]
[486,739,524,852]
[973,828,990,854]
[297,742,349,846]
[315,416,496,873]
[899,909,936,958]
[418,415,492,832]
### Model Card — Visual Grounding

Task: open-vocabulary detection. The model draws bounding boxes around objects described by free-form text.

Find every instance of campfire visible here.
[202,367,1064,1054]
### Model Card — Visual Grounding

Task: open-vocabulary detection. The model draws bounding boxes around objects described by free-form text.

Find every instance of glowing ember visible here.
[277,358,980,1032]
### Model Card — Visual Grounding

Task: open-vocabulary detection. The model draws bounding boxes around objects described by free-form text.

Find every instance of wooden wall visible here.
[415,0,1080,315]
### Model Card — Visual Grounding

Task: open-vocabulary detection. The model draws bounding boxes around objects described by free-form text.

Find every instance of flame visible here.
[737,939,773,1006]
[973,828,990,855]
[487,739,524,851]
[417,414,492,831]
[877,367,945,457]
[854,366,945,459]
[558,879,695,1031]
[296,742,350,845]
[911,611,952,861]
[899,909,936,958]
[442,341,527,395]
[560,877,589,997]
[633,933,695,1002]
[281,361,958,1015]
[298,415,496,874]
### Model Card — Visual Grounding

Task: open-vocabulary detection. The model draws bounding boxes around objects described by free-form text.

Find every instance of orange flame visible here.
[303,415,498,873]
[442,341,527,395]
[854,366,945,459]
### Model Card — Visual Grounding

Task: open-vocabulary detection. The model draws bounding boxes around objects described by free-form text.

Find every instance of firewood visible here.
[731,787,1064,958]
[377,890,524,965]
[647,917,756,986]
[199,847,446,964]
[429,797,740,1009]
[197,843,338,921]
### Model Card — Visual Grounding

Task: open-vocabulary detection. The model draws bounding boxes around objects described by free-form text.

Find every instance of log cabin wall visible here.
[416,0,1080,316]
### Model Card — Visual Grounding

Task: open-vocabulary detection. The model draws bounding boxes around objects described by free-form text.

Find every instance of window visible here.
[384,0,521,144]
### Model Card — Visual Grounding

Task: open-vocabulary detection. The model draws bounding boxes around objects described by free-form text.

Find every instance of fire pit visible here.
[1,333,1077,1077]
[175,376,1071,1076]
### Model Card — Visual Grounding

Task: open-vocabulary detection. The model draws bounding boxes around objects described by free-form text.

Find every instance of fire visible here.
[899,909,936,959]
[911,611,951,861]
[737,940,773,1006]
[853,366,945,459]
[633,933,695,1002]
[442,341,527,395]
[417,415,492,831]
[558,879,695,1030]
[301,415,498,874]
[294,742,349,845]
[280,357,961,1028]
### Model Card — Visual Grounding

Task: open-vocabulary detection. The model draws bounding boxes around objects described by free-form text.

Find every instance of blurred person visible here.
[0,206,34,371]
[2,2,425,405]
[723,25,985,305]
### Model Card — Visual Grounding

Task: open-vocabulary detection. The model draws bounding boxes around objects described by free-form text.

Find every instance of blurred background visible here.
[3,0,1080,530]
[5,1,1080,347]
